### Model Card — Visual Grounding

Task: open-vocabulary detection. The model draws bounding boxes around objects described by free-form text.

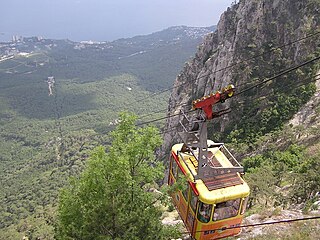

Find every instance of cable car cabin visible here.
[168,140,250,240]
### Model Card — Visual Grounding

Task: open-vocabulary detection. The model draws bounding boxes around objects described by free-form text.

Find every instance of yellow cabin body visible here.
[169,141,250,240]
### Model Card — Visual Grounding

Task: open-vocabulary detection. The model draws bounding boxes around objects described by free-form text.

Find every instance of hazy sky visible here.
[0,0,234,42]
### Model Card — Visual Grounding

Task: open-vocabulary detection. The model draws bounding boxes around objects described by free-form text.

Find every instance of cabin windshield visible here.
[213,198,240,221]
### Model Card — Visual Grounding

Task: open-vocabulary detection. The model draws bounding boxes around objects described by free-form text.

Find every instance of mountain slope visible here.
[159,2,320,239]
[164,0,320,151]
[162,1,320,238]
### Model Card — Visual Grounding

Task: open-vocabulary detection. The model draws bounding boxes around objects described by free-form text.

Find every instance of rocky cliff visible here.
[163,0,320,153]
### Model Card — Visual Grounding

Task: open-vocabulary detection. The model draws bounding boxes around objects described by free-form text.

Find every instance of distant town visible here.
[0,36,47,61]
[0,35,107,62]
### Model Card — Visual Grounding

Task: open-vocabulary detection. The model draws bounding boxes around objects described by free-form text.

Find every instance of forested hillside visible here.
[0,26,214,238]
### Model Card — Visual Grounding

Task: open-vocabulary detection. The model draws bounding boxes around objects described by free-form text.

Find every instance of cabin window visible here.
[171,156,178,179]
[176,164,183,179]
[182,185,189,201]
[197,201,212,223]
[213,198,240,221]
[240,197,249,215]
[190,190,197,213]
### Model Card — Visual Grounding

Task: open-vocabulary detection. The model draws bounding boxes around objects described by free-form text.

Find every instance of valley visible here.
[0,26,214,238]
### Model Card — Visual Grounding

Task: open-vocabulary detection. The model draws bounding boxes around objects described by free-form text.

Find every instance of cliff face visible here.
[163,0,320,152]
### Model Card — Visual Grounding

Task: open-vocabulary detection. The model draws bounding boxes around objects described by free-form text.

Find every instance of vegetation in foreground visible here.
[56,113,180,240]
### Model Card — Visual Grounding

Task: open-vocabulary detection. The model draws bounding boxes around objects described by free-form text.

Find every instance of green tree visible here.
[290,150,320,204]
[55,113,179,240]
[244,164,277,208]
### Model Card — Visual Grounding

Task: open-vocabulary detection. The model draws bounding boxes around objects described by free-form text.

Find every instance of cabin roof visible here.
[172,142,250,203]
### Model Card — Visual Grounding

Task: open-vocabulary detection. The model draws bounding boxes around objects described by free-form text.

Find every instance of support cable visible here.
[129,31,320,105]
[136,55,320,126]
[235,55,320,96]
[182,216,320,235]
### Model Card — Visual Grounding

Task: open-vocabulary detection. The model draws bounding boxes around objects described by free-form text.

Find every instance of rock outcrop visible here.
[163,0,320,154]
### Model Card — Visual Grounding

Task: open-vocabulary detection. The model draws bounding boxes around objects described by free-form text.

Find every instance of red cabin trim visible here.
[171,151,187,175]
[189,181,199,196]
